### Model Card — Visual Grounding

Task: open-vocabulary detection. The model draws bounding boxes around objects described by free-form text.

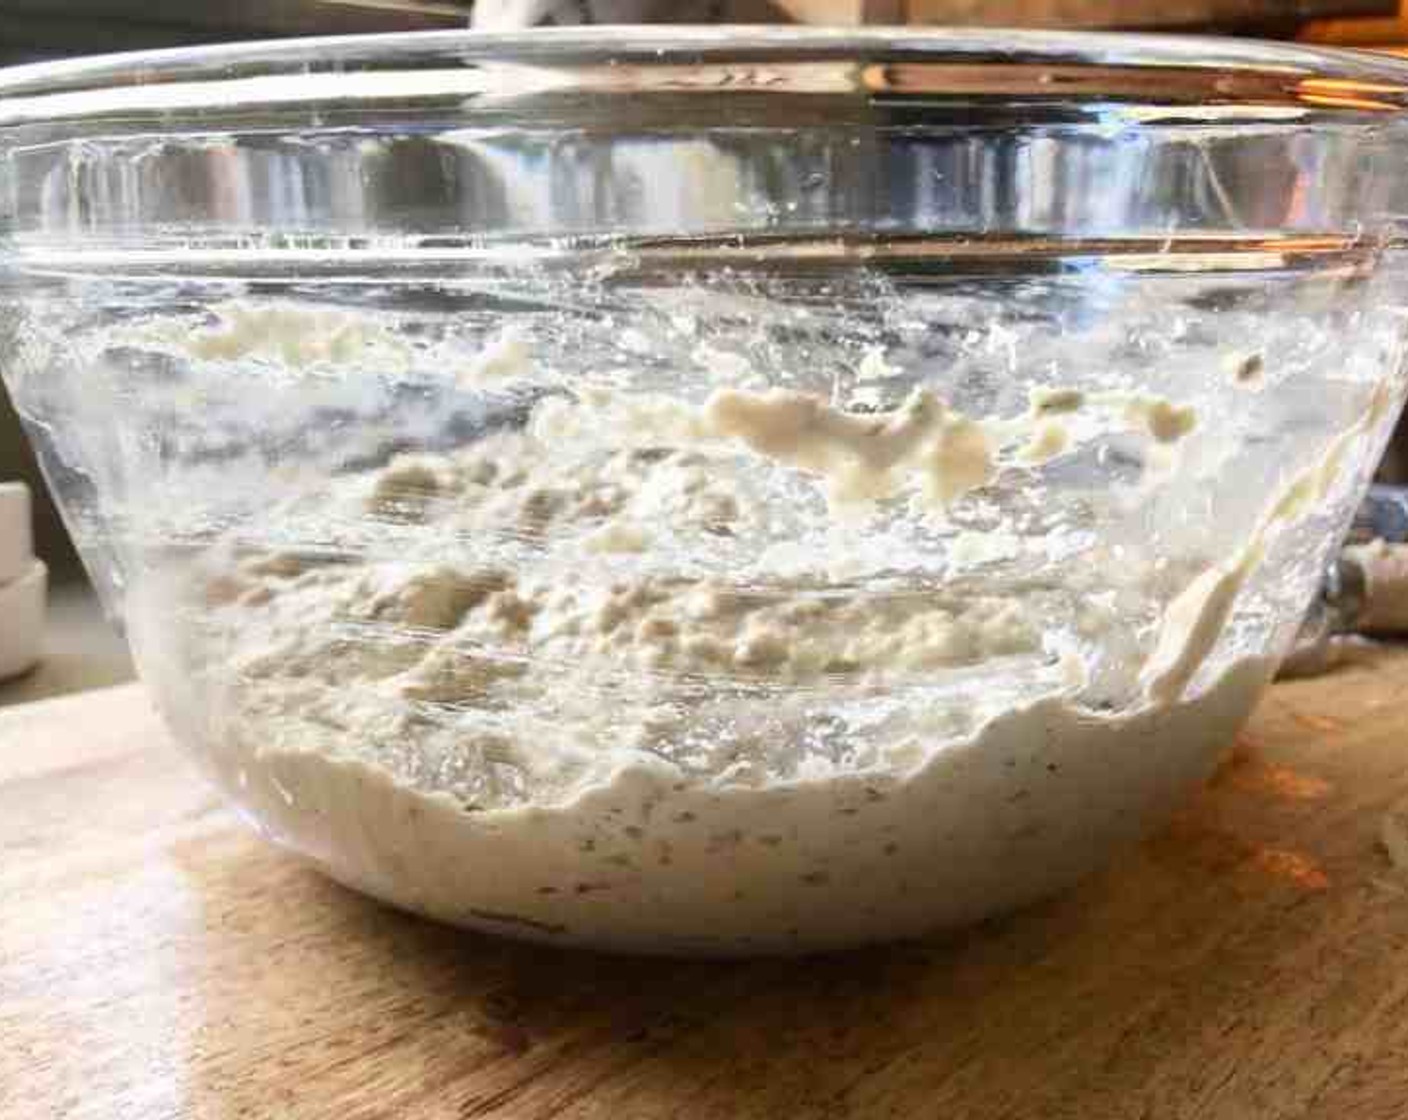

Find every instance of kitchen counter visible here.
[4,651,1408,1119]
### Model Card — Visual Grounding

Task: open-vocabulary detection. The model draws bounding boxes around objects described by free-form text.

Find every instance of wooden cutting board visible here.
[4,651,1408,1120]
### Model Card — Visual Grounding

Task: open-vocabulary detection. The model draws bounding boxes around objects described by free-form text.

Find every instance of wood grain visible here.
[4,652,1408,1120]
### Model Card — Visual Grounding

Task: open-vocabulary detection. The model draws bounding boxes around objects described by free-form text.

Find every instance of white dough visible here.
[124,305,1358,953]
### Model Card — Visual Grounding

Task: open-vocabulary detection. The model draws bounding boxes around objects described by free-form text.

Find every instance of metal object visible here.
[1352,483,1408,544]
[1279,555,1370,678]
[1280,484,1408,678]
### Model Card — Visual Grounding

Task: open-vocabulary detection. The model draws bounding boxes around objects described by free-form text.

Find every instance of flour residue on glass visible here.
[111,290,1395,952]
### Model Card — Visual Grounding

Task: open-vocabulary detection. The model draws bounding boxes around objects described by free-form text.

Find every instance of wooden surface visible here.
[4,653,1408,1120]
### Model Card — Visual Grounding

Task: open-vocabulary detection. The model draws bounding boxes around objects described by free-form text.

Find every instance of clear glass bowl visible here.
[2,28,1407,953]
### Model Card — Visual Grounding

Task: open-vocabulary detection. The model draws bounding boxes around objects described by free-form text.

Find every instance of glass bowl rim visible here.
[3,26,1408,127]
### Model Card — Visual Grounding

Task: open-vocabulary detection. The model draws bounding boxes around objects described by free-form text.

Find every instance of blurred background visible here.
[2,0,1407,699]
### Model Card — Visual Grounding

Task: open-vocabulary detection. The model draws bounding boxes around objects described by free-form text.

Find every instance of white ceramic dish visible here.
[0,481,32,587]
[0,558,45,682]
